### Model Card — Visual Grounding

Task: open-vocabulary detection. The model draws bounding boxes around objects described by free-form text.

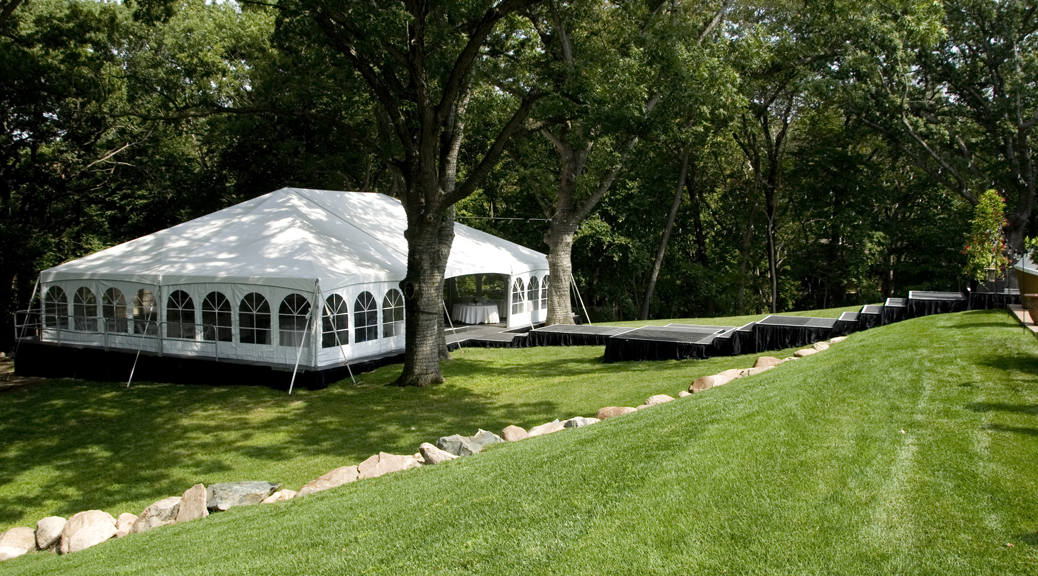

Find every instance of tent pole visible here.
[12,276,41,361]
[325,295,355,385]
[442,299,462,354]
[127,299,155,388]
[571,277,593,327]
[288,280,320,395]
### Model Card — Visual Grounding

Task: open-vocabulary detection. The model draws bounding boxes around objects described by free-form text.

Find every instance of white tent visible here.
[30,188,549,370]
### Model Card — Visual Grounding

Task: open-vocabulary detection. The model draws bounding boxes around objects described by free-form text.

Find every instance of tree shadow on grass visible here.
[979,424,1038,437]
[966,403,1038,416]
[0,372,560,529]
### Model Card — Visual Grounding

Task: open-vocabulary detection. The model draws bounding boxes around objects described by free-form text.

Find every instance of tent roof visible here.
[41,188,548,291]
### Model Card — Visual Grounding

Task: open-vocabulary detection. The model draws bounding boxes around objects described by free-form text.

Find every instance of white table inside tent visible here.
[452,303,501,325]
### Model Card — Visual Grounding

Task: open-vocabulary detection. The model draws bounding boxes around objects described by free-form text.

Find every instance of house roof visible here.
[41,188,548,291]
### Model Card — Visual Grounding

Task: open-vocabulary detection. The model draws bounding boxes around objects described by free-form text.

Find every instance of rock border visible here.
[0,336,847,562]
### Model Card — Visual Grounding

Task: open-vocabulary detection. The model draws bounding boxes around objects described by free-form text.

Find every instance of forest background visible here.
[2,0,1036,355]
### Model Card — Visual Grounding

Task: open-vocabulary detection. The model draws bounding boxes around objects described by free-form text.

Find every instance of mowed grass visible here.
[0,315,819,532]
[4,309,1038,575]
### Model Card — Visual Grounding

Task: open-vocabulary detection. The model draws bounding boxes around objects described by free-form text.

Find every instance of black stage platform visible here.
[754,315,838,350]
[907,290,968,318]
[967,289,1020,310]
[833,312,860,337]
[603,325,726,363]
[883,298,907,325]
[859,305,883,330]
[525,324,632,347]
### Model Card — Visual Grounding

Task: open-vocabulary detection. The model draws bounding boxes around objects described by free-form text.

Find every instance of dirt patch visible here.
[0,359,48,393]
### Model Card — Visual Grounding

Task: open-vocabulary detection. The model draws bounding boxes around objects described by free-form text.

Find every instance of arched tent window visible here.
[354,292,378,343]
[279,294,312,348]
[511,278,526,315]
[166,290,196,339]
[102,288,128,333]
[382,289,404,337]
[73,287,98,331]
[239,293,271,345]
[44,286,68,329]
[528,277,540,312]
[541,275,549,311]
[322,294,349,348]
[133,289,158,336]
[202,292,232,342]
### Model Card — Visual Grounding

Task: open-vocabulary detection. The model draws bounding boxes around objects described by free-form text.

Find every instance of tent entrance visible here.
[444,274,508,326]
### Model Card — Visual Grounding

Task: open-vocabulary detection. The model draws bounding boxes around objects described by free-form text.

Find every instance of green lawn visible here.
[3,309,1038,574]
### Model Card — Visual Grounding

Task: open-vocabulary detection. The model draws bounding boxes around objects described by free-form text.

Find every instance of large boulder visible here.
[595,406,637,420]
[0,527,35,554]
[297,466,359,498]
[527,419,565,437]
[176,484,209,523]
[689,368,745,393]
[206,482,281,511]
[644,394,675,407]
[35,517,66,551]
[436,429,504,457]
[813,341,830,351]
[59,511,117,554]
[753,356,783,368]
[500,425,529,442]
[419,443,459,465]
[132,497,182,533]
[357,452,421,480]
[794,348,818,358]
[563,417,600,428]
[114,513,137,538]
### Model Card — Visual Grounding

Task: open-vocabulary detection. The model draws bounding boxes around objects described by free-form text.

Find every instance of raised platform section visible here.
[883,298,907,325]
[907,290,968,318]
[525,324,632,347]
[603,325,726,363]
[967,289,1020,310]
[754,315,838,351]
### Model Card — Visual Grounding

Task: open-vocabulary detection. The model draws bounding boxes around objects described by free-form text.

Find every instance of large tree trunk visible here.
[640,147,690,320]
[545,225,575,325]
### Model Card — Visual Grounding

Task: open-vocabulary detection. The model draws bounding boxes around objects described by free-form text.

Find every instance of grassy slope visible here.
[0,323,817,531]
[3,310,1038,574]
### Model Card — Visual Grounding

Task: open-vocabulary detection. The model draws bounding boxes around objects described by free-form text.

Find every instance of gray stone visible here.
[830,336,847,344]
[435,434,482,457]
[114,513,137,538]
[813,341,830,351]
[419,442,459,465]
[794,348,818,358]
[500,425,529,442]
[528,419,565,437]
[297,466,359,498]
[644,394,675,406]
[132,496,181,533]
[753,356,783,368]
[59,511,116,554]
[677,390,692,398]
[35,517,66,551]
[357,452,421,480]
[176,483,209,523]
[436,429,504,456]
[595,406,637,419]
[746,365,776,376]
[563,417,600,428]
[206,481,281,511]
[0,527,35,553]
[0,546,27,561]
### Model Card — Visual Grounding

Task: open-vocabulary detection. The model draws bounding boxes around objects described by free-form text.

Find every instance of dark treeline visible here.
[2,0,1035,354]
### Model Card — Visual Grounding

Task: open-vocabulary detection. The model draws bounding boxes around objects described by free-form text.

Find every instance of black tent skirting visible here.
[753,323,833,351]
[12,341,399,390]
[603,337,713,363]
